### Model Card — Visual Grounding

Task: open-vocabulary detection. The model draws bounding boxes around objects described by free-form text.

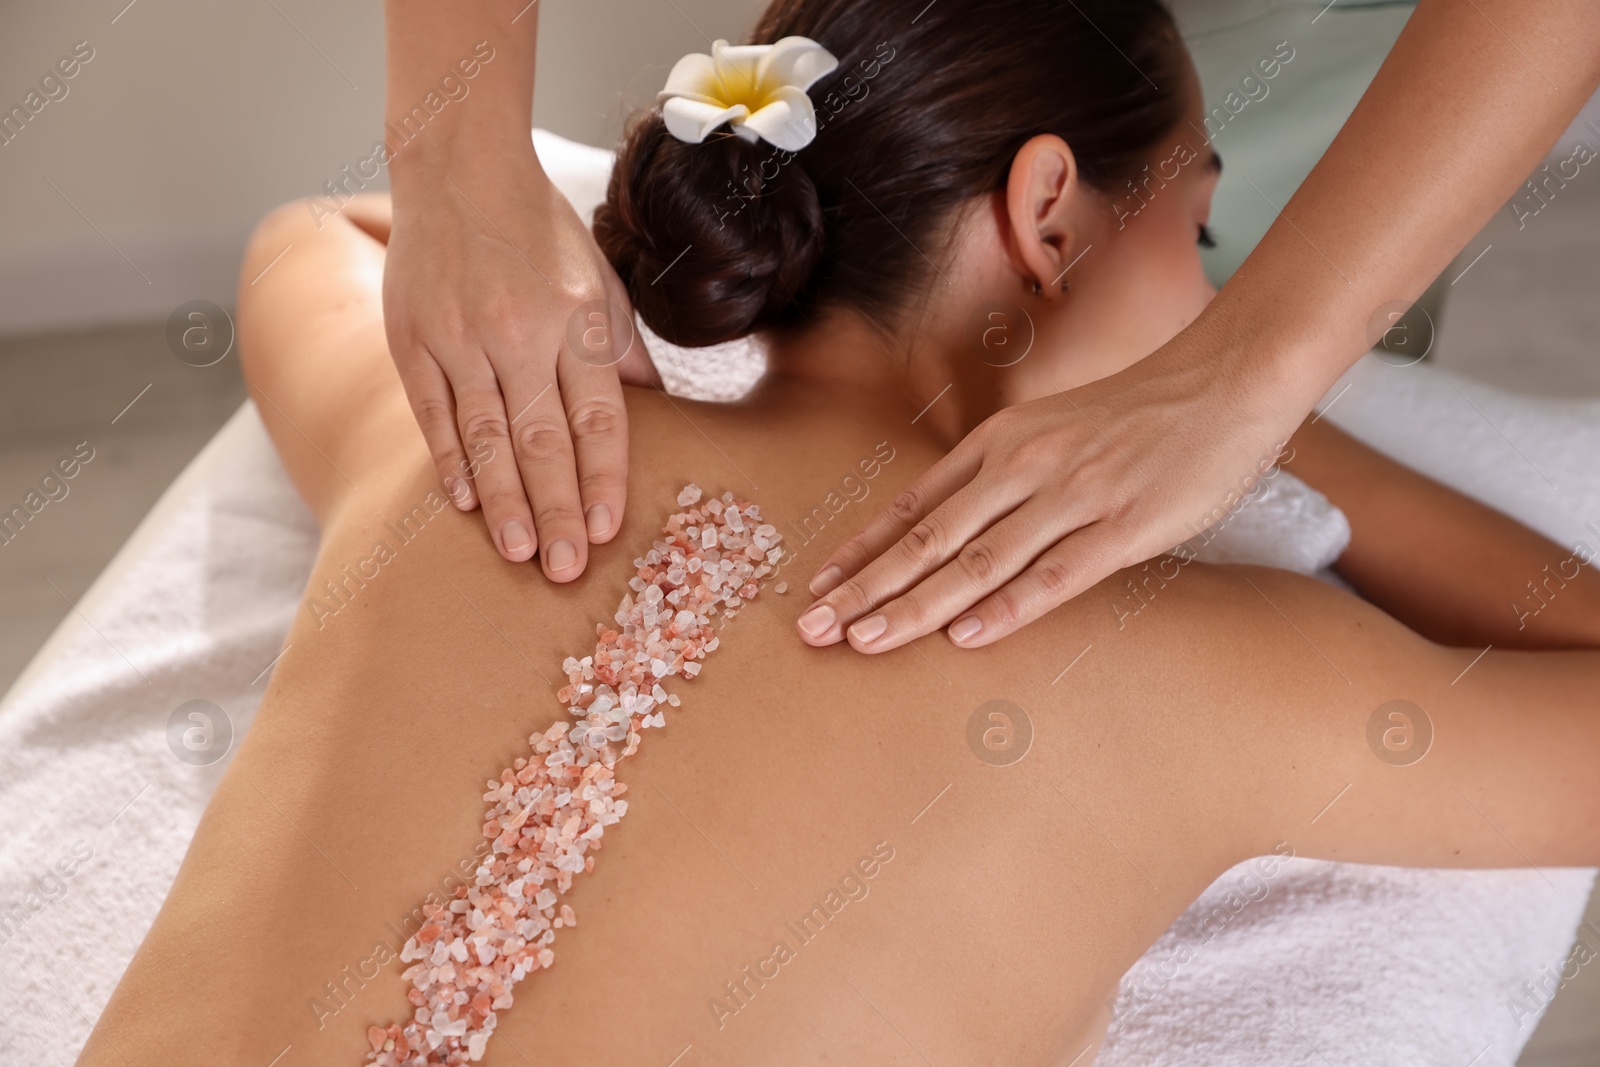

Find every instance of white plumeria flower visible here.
[657,36,840,151]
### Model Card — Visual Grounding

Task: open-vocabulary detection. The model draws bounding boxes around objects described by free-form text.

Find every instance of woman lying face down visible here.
[76,2,1600,1066]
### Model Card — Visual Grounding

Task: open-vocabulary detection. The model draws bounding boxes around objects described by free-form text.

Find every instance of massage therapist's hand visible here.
[384,139,659,579]
[382,0,658,579]
[796,0,1600,652]
[798,331,1297,652]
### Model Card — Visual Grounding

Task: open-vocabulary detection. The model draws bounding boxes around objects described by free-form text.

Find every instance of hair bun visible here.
[593,115,825,348]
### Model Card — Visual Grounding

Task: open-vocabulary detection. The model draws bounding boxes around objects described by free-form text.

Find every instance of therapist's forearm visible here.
[384,0,543,191]
[1198,0,1600,413]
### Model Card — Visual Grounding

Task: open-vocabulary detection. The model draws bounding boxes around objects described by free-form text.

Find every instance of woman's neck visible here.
[759,301,1137,448]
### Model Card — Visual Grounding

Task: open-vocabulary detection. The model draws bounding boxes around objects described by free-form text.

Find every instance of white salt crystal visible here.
[677,483,703,506]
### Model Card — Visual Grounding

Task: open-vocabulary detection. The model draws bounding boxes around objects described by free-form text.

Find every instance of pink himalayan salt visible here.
[363,486,781,1067]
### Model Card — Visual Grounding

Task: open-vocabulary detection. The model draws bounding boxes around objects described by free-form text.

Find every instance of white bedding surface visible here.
[2,132,1597,1066]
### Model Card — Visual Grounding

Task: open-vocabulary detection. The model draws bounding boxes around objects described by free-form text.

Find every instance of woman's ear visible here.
[1004,134,1084,294]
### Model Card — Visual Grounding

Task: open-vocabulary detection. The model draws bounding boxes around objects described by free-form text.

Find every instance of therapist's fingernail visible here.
[797,603,836,639]
[446,477,474,510]
[546,539,577,572]
[585,503,612,540]
[849,613,888,644]
[809,566,842,596]
[500,520,533,560]
[949,615,982,643]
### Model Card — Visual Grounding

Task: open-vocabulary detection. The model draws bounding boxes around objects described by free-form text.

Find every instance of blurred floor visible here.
[0,320,246,696]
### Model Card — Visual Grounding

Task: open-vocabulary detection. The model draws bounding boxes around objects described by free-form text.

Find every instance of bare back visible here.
[76,199,1600,1067]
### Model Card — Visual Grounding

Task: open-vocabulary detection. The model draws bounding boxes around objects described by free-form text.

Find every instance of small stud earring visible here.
[1031,280,1043,296]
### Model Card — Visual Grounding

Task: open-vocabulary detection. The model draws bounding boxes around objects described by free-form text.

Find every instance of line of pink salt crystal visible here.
[362,484,784,1066]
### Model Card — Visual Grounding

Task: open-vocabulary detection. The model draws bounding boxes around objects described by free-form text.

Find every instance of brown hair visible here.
[593,0,1187,348]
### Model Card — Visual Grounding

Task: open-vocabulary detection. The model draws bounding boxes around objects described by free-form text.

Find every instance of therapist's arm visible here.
[383,1,653,580]
[799,0,1600,653]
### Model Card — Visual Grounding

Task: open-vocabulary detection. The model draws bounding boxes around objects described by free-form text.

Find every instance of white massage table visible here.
[2,132,1597,1066]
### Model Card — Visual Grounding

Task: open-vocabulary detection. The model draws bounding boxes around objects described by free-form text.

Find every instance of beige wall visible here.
[0,0,760,337]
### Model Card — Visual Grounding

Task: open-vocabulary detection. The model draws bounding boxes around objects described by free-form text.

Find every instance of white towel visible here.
[1182,464,1351,578]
